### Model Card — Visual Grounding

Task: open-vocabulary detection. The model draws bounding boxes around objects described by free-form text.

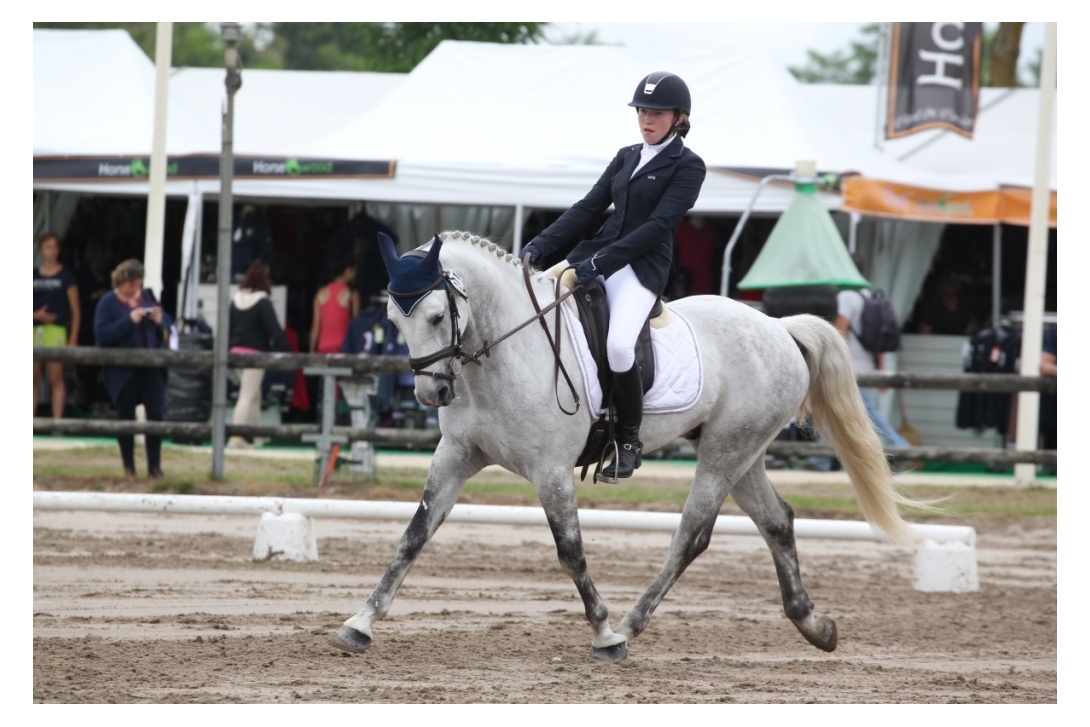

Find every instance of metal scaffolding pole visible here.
[212,23,243,479]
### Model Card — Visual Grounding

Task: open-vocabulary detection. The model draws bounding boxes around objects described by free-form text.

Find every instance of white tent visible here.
[35,29,1033,298]
[169,67,404,157]
[289,41,999,212]
[33,29,213,158]
[34,32,1006,227]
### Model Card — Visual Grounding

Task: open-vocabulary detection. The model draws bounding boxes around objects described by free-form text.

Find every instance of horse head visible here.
[379,231,470,408]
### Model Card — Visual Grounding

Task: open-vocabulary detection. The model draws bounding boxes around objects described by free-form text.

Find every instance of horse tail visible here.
[780,314,929,545]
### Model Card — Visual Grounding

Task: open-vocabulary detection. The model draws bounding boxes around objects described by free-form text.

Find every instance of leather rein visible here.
[404,252,582,415]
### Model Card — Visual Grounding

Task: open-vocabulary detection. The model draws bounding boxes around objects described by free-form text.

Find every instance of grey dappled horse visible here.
[329,230,924,662]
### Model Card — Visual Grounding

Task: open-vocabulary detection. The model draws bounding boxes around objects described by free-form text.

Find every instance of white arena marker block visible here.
[912,540,979,593]
[253,512,319,562]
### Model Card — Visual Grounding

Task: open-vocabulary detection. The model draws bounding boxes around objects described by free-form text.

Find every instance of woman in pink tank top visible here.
[310,258,361,354]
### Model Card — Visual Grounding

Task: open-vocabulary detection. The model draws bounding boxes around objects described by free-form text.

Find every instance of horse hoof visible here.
[329,626,372,654]
[591,641,628,663]
[801,616,838,653]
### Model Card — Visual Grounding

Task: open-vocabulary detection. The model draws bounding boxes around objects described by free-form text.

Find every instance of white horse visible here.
[329,230,926,662]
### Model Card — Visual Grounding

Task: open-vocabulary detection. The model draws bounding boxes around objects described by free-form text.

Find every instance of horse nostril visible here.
[437,384,450,403]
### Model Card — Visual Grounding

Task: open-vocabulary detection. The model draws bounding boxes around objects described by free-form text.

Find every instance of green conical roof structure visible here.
[737,183,870,291]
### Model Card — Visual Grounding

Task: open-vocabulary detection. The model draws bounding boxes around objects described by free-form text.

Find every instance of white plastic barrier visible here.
[32,492,978,591]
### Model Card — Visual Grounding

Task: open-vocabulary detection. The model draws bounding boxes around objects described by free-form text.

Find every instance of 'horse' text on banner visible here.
[886,22,983,140]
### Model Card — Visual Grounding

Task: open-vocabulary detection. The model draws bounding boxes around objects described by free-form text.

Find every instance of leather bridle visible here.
[399,252,582,414]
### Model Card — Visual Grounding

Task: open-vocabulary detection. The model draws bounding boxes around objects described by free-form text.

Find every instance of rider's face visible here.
[636,107,676,145]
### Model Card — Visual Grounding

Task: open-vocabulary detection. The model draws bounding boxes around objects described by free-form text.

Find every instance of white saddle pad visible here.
[560,299,703,416]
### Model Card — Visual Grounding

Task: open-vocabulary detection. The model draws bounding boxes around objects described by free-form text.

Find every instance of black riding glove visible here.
[575,257,600,286]
[521,242,542,267]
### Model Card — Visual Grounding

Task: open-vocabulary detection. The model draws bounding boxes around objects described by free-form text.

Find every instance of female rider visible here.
[520,72,706,479]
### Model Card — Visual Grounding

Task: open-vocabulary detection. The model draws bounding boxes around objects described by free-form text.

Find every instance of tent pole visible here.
[142,22,172,297]
[212,24,243,480]
[513,203,524,254]
[874,22,891,151]
[718,173,794,298]
[1013,22,1056,488]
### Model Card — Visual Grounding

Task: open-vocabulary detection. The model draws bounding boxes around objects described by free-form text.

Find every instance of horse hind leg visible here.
[615,460,727,644]
[730,461,838,652]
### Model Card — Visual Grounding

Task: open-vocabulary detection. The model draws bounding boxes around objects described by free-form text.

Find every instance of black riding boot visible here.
[601,363,643,480]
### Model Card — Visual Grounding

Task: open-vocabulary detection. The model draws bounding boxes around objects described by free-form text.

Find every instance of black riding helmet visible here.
[628,72,691,141]
[628,72,691,115]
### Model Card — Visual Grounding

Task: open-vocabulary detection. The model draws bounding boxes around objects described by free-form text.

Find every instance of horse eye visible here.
[429,312,445,326]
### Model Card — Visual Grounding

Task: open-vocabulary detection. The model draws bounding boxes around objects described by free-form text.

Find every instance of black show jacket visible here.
[529,134,706,296]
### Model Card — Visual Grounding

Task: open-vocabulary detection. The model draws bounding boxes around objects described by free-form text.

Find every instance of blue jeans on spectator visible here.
[807,388,908,471]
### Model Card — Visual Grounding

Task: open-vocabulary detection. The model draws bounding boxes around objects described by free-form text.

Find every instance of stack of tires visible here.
[760,285,839,324]
[760,285,840,470]
[164,327,214,444]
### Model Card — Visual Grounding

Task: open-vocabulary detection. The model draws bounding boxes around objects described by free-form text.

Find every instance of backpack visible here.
[853,290,901,353]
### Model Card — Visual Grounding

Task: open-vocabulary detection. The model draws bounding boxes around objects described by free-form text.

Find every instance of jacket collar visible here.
[626,134,685,177]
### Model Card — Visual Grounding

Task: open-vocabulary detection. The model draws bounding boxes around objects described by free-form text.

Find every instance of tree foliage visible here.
[788,22,1036,87]
[33,22,548,73]
[789,24,881,84]
[271,23,548,72]
[988,22,1025,87]
[33,22,263,68]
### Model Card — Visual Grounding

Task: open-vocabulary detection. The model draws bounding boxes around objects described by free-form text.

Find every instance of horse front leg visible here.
[329,439,486,653]
[534,470,627,662]
[730,462,838,652]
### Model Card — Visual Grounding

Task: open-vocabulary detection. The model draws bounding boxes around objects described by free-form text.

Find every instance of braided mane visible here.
[437,230,524,270]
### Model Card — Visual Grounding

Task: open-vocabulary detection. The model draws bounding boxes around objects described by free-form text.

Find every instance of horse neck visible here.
[443,244,562,367]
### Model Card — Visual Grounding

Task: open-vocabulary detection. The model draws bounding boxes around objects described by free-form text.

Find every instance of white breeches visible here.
[574,262,656,373]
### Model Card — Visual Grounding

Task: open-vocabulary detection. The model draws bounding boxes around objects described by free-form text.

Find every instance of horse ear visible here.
[421,234,443,270]
[377,232,400,272]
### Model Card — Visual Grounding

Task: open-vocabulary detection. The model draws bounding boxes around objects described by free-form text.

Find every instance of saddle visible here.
[567,278,663,480]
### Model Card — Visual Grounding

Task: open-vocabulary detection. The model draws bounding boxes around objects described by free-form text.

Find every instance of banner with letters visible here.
[886,22,983,139]
[33,155,395,182]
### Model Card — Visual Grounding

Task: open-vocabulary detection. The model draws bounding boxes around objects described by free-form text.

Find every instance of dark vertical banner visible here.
[886,22,983,139]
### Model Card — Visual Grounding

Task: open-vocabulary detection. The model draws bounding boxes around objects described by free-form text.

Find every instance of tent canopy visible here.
[33,29,213,157]
[293,40,998,209]
[36,31,1039,221]
[168,67,405,156]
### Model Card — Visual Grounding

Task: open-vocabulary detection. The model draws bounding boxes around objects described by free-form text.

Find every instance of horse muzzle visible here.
[416,373,455,408]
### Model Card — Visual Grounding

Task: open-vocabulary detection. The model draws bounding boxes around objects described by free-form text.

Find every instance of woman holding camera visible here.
[94,259,172,478]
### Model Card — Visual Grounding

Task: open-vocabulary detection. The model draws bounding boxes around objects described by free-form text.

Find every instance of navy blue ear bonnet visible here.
[379,232,448,316]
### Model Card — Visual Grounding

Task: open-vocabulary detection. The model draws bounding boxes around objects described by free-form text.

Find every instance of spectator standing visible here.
[915,276,978,335]
[310,254,360,354]
[1039,323,1057,458]
[33,232,80,421]
[227,262,290,449]
[93,259,172,478]
[809,256,910,471]
[837,287,910,455]
[1040,323,1057,377]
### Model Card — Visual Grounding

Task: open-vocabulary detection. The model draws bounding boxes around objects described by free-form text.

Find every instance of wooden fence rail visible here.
[31,346,1058,394]
[32,346,1057,467]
